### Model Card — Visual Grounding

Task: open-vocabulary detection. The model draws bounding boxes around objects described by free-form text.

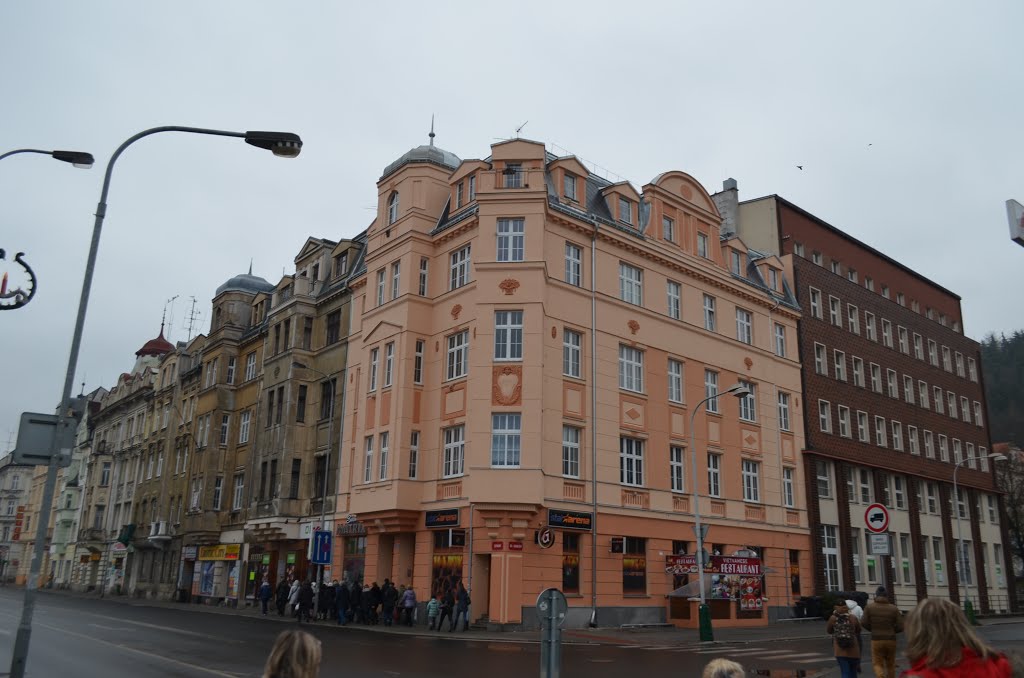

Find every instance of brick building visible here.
[721,186,1014,612]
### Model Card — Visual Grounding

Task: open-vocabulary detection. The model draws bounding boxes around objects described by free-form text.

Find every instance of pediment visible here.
[363,319,405,344]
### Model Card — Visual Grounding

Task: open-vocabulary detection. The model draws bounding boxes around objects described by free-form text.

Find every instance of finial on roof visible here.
[248,259,253,276]
[429,114,435,147]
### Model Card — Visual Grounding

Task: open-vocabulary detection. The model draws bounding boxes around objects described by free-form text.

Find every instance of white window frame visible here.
[491,413,521,468]
[668,359,684,403]
[939,434,949,462]
[742,459,761,503]
[383,342,394,387]
[838,405,851,438]
[376,269,386,306]
[239,410,251,444]
[968,357,978,382]
[620,436,644,487]
[446,330,469,381]
[363,436,374,483]
[703,294,716,331]
[735,308,753,345]
[898,326,909,354]
[848,305,860,334]
[882,319,893,348]
[562,426,581,478]
[892,421,903,451]
[619,263,643,306]
[814,343,828,376]
[818,400,832,433]
[875,416,888,447]
[618,344,644,393]
[809,287,822,319]
[449,244,471,290]
[708,453,721,497]
[369,347,379,391]
[564,242,582,286]
[903,375,915,404]
[783,467,795,508]
[496,218,525,262]
[913,333,924,360]
[670,445,685,493]
[934,386,945,414]
[738,381,756,422]
[828,296,841,327]
[563,329,582,378]
[887,369,898,398]
[493,310,524,361]
[667,280,681,320]
[704,370,719,413]
[974,401,983,427]
[418,257,429,296]
[774,323,786,357]
[870,363,882,393]
[378,431,390,480]
[834,350,847,381]
[443,425,465,478]
[409,430,420,479]
[778,392,791,432]
[413,339,424,384]
[865,312,877,341]
[924,430,934,458]
[852,357,865,387]
[662,215,675,242]
[908,426,919,455]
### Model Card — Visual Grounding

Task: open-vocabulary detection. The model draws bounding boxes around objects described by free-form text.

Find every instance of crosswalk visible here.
[625,642,834,666]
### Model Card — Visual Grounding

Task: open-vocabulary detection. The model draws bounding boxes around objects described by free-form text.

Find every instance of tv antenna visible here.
[163,295,179,341]
[185,296,200,342]
[515,121,529,138]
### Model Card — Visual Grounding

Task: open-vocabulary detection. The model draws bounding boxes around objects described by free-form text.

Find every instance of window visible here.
[369,348,379,391]
[231,474,244,511]
[812,251,822,266]
[793,242,805,257]
[390,261,401,300]
[829,296,841,326]
[413,339,425,384]
[446,330,469,380]
[859,469,873,504]
[496,218,525,262]
[449,245,471,290]
[190,477,202,510]
[212,476,223,511]
[408,431,419,478]
[334,251,349,279]
[852,357,865,387]
[443,425,465,478]
[870,363,882,393]
[898,327,909,354]
[968,357,978,382]
[816,461,832,498]
[947,392,957,419]
[320,379,336,420]
[892,421,903,451]
[618,344,644,392]
[865,312,877,341]
[703,294,716,331]
[503,163,522,188]
[668,359,684,403]
[774,323,786,357]
[225,357,236,385]
[622,536,646,594]
[619,263,643,305]
[564,172,577,201]
[960,397,970,423]
[376,269,386,306]
[882,319,893,348]
[563,329,582,378]
[834,350,847,381]
[939,434,949,462]
[738,381,756,421]
[378,431,390,480]
[418,257,429,296]
[618,197,632,224]
[848,269,858,283]
[666,281,681,319]
[818,400,832,433]
[697,232,708,258]
[967,442,975,467]
[456,181,464,208]
[953,438,962,464]
[882,284,890,299]
[245,352,257,380]
[220,414,231,445]
[670,445,685,492]
[831,260,841,275]
[564,243,582,286]
[988,495,998,523]
[942,346,952,372]
[767,267,780,291]
[928,339,938,366]
[387,192,399,224]
[822,525,841,591]
[919,381,930,408]
[904,375,915,404]
[814,343,828,376]
[491,414,522,467]
[865,277,874,292]
[363,436,374,483]
[704,370,719,413]
[562,426,581,478]
[838,406,851,438]
[239,410,251,444]
[620,437,644,486]
[974,401,983,427]
[735,308,753,344]
[742,460,760,502]
[924,430,934,458]
[326,311,341,345]
[887,369,898,398]
[980,447,989,471]
[848,305,860,334]
[384,342,394,387]
[468,174,476,200]
[914,333,924,360]
[493,310,524,361]
[100,462,111,486]
[563,532,581,594]
[809,288,822,319]
[874,416,887,447]
[708,453,721,497]
[662,215,675,242]
[730,250,742,275]
[934,386,945,414]
[908,426,919,455]
[778,392,791,431]
[927,484,938,514]
[782,467,796,508]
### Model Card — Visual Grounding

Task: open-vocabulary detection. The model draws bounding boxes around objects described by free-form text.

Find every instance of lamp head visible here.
[990,454,1008,462]
[245,131,303,158]
[727,383,751,398]
[51,150,95,169]
[291,361,308,370]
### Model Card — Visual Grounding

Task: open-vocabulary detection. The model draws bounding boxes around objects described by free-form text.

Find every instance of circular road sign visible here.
[536,588,568,627]
[864,503,890,533]
[537,527,555,549]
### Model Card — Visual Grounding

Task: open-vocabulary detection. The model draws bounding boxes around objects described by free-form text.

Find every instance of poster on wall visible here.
[227,562,239,599]
[199,561,215,596]
[739,576,763,610]
[431,554,463,598]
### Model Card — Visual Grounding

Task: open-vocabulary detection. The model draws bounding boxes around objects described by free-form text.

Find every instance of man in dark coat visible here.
[454,583,471,631]
[437,588,456,632]
[350,582,363,624]
[258,578,273,616]
[381,581,398,627]
[368,582,382,625]
[297,580,315,624]
[275,578,291,616]
[322,582,336,621]
[335,581,351,625]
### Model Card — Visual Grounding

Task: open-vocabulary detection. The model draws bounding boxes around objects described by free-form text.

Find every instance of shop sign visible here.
[547,508,593,531]
[111,542,127,553]
[508,541,523,551]
[197,544,241,561]
[425,509,460,528]
[286,552,296,565]
[491,541,504,551]
[182,546,198,561]
[336,515,367,536]
[664,554,762,576]
[261,554,271,565]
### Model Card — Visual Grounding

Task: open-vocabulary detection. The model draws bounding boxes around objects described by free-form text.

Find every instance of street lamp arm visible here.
[1,148,94,168]
[0,149,52,161]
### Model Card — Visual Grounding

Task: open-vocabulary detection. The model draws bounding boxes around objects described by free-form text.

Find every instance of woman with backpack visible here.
[827,601,862,678]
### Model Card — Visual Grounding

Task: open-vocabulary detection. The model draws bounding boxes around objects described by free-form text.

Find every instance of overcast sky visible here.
[2,1,1022,449]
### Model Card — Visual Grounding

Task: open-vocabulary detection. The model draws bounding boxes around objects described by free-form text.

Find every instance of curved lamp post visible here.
[0,148,95,168]
[689,382,750,642]
[953,451,1006,624]
[10,126,302,678]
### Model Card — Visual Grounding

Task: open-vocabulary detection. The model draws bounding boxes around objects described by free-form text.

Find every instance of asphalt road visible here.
[0,589,1020,678]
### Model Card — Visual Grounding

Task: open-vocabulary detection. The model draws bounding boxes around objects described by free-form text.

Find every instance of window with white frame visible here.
[730,250,742,275]
[239,410,251,444]
[742,460,760,502]
[443,425,465,478]
[736,308,753,344]
[974,401,983,427]
[816,461,832,498]
[668,359,684,403]
[383,342,394,387]
[928,339,938,366]
[887,369,898,398]
[898,326,909,353]
[379,431,390,480]
[226,357,236,385]
[953,438,962,464]
[947,392,957,419]
[960,397,970,422]
[667,281,681,320]
[619,263,643,306]
[814,343,828,376]
[703,294,716,331]
[562,426,580,478]
[852,357,865,387]
[704,370,719,413]
[778,392,791,431]
[882,319,893,348]
[391,261,401,300]
[818,400,832,433]
[822,525,841,590]
[829,296,841,326]
[860,469,873,504]
[809,288,822,319]
[232,473,244,511]
[894,476,906,509]
[939,434,949,462]
[494,310,523,361]
[363,436,374,483]
[697,232,709,258]
[767,267,779,291]
[245,353,256,381]
[955,352,965,377]
[927,484,938,513]
[449,245,471,290]
[446,330,469,380]
[564,242,582,287]
[491,413,522,467]
[848,268,858,283]
[376,269,386,306]
[848,305,860,334]
[414,339,424,384]
[738,381,756,421]
[870,363,882,393]
[908,426,919,455]
[942,346,952,372]
[918,381,929,408]
[619,197,633,224]
[831,259,841,275]
[834,350,847,381]
[865,312,877,341]
[387,192,399,224]
[496,218,525,262]
[838,405,851,438]
[409,431,419,478]
[783,467,795,507]
[774,323,786,357]
[619,436,644,486]
[707,453,721,497]
[812,251,823,266]
[369,348,379,391]
[618,345,644,392]
[987,495,998,523]
[924,430,934,458]
[563,172,577,201]
[980,447,989,471]
[968,357,978,382]
[904,375,915,404]
[875,416,888,447]
[662,215,675,242]
[563,329,582,378]
[934,386,945,413]
[670,445,685,492]
[966,442,975,467]
[913,333,924,360]
[419,257,429,296]
[892,421,903,451]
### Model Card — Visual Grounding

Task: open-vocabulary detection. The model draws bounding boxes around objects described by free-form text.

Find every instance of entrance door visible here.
[472,554,490,622]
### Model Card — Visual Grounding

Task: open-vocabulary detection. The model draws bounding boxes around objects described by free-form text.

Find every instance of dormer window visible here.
[697,232,709,258]
[619,197,632,225]
[662,216,675,242]
[335,252,349,279]
[468,174,476,200]
[456,182,464,209]
[730,250,742,275]
[387,192,400,225]
[563,172,577,202]
[767,268,779,291]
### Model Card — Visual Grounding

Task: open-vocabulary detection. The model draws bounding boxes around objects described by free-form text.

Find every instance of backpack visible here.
[833,613,855,649]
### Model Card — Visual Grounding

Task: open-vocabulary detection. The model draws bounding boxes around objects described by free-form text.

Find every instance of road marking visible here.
[36,621,240,677]
[793,657,832,664]
[89,623,134,631]
[79,611,243,643]
[692,646,766,654]
[769,652,824,659]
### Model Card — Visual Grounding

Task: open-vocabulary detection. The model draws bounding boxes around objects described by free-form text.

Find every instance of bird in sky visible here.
[796,165,803,170]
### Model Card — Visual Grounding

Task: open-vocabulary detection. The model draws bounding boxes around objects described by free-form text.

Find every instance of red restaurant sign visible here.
[664,555,762,576]
[507,541,523,551]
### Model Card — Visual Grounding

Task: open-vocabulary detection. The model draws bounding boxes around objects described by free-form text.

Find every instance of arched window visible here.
[387,192,400,225]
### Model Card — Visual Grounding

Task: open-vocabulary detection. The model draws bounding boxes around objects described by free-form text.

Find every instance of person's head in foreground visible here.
[904,598,1010,675]
[263,629,322,678]
[702,658,745,678]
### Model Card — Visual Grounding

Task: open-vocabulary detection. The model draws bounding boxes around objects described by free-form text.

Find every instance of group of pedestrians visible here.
[260,576,427,627]
[425,582,471,632]
[826,586,1015,678]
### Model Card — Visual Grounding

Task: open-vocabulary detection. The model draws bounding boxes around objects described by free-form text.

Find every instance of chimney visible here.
[713,178,739,237]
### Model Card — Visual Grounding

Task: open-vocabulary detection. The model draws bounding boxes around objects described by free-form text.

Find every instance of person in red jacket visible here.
[900,598,1011,678]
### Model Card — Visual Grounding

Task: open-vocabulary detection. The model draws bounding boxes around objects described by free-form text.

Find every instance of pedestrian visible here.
[262,629,321,678]
[322,581,336,621]
[900,597,1012,677]
[426,594,440,630]
[360,585,372,624]
[259,578,273,616]
[368,582,382,625]
[275,578,291,617]
[846,598,865,665]
[350,582,363,624]
[437,587,455,631]
[400,585,417,626]
[454,583,471,632]
[862,586,902,678]
[702,658,745,678]
[297,580,315,624]
[382,581,398,627]
[827,601,862,678]
[335,580,350,625]
[288,579,301,618]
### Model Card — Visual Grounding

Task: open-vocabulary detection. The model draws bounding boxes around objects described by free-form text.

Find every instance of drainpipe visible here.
[766,293,789,612]
[467,503,475,600]
[589,219,600,628]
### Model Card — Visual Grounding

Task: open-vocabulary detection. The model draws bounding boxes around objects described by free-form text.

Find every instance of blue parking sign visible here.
[311,529,332,565]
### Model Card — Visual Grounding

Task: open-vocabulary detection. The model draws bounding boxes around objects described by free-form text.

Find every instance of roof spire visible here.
[429,114,435,147]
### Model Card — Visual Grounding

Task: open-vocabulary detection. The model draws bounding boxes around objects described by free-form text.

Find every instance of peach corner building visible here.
[333,136,810,628]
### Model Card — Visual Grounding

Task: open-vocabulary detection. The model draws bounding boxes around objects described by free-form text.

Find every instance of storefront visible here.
[336,516,367,586]
[190,544,241,605]
[427,509,464,599]
[665,553,766,628]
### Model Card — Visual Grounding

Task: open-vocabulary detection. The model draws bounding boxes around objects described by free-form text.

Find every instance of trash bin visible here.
[793,599,807,618]
[806,595,823,619]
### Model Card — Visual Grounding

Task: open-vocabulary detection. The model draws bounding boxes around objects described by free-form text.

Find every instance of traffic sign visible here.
[311,528,332,565]
[536,588,568,627]
[864,503,890,533]
[869,533,891,555]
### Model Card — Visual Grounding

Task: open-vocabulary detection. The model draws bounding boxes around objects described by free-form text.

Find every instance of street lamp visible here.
[9,125,302,678]
[292,361,336,621]
[688,382,750,642]
[953,451,1006,624]
[0,148,95,168]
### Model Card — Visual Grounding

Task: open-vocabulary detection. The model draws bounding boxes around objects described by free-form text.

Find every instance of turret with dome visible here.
[379,122,461,181]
